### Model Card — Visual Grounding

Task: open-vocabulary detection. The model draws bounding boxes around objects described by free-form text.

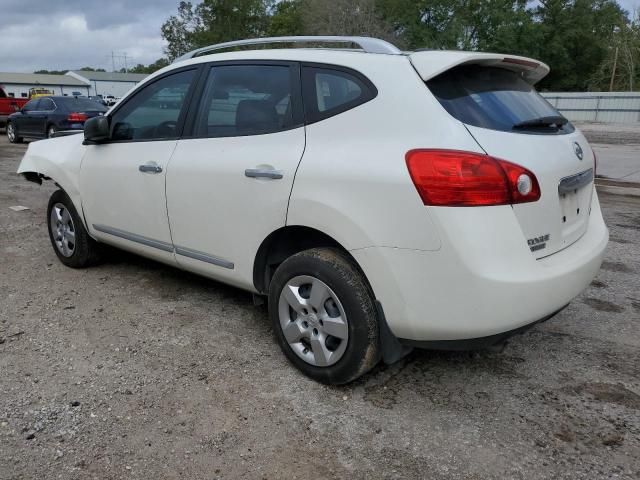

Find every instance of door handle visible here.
[139,163,162,174]
[244,168,283,180]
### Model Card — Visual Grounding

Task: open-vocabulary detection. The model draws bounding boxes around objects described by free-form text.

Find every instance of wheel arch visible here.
[253,225,362,295]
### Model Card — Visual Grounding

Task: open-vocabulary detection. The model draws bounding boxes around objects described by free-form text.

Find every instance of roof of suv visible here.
[160,36,549,87]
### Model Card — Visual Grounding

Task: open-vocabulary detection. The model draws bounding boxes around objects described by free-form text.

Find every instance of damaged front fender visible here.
[17,133,87,224]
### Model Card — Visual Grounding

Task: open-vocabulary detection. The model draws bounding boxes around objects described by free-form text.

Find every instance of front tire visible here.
[6,122,23,143]
[269,248,380,384]
[47,190,102,268]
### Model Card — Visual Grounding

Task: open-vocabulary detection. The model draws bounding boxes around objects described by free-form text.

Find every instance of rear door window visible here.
[427,66,573,134]
[302,66,377,123]
[39,98,56,111]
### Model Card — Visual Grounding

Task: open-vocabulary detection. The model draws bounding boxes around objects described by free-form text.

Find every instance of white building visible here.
[0,72,90,98]
[66,70,148,97]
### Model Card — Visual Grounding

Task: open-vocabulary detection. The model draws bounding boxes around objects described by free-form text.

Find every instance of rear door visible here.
[166,62,305,288]
[424,62,595,258]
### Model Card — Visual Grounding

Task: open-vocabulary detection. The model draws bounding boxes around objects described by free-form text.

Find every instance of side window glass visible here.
[302,66,376,123]
[194,65,295,138]
[40,98,55,111]
[22,99,39,112]
[110,69,195,141]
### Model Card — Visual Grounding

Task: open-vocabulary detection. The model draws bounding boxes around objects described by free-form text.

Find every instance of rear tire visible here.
[47,125,57,139]
[269,248,380,384]
[7,122,22,143]
[47,190,102,268]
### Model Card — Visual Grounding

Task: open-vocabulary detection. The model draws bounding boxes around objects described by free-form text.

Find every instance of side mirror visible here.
[84,116,110,144]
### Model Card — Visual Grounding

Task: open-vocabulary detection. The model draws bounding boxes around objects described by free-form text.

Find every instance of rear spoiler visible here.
[409,51,549,85]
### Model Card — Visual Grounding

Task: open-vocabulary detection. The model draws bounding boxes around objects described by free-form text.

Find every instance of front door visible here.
[166,62,306,289]
[79,68,199,265]
[15,99,40,135]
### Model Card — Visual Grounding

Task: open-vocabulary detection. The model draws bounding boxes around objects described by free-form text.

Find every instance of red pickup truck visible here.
[0,86,28,129]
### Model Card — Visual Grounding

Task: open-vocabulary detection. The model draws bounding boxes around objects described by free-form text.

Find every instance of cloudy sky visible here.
[0,0,639,73]
[0,0,178,72]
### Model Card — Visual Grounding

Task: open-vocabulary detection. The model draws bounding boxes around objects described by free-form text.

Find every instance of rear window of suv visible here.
[427,65,574,134]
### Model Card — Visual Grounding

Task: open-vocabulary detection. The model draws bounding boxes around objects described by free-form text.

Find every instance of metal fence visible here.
[541,92,640,124]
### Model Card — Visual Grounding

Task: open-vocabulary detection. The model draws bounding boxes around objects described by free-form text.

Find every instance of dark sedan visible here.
[6,96,107,143]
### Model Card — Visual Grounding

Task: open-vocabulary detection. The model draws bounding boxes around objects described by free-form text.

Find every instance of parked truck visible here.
[0,86,28,129]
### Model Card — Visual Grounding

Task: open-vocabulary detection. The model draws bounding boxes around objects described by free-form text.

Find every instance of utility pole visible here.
[609,46,618,92]
[111,51,116,72]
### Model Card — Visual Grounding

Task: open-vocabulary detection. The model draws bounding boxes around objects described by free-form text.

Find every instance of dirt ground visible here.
[1,133,639,480]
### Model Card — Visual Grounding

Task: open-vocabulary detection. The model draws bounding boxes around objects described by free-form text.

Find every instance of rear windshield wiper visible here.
[512,115,568,130]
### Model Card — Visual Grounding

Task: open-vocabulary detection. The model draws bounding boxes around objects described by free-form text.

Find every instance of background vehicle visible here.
[7,96,106,142]
[0,86,28,128]
[17,37,607,384]
[29,87,54,99]
[103,95,117,106]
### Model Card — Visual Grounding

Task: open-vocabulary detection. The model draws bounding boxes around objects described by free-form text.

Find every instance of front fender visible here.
[16,134,87,225]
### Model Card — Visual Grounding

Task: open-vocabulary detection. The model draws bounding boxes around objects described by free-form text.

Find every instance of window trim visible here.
[102,64,204,144]
[181,60,304,140]
[300,62,378,125]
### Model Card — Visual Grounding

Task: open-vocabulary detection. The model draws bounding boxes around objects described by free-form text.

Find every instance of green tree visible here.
[267,0,304,36]
[590,10,640,91]
[126,58,171,74]
[532,0,626,90]
[161,0,273,60]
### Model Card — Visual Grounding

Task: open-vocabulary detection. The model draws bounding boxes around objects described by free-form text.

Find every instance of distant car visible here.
[103,95,117,106]
[6,96,107,142]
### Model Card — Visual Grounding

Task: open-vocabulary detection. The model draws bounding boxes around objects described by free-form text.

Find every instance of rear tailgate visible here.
[411,51,595,258]
[465,126,594,258]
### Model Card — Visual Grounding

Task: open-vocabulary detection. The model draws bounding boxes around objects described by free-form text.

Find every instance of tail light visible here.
[67,112,88,122]
[406,149,541,206]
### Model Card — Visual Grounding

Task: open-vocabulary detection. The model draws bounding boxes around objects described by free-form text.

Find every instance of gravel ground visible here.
[1,134,639,479]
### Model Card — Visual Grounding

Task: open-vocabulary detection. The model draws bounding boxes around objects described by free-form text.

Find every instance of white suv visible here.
[17,36,608,384]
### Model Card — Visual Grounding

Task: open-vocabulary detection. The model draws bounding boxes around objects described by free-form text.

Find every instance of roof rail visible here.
[174,36,402,62]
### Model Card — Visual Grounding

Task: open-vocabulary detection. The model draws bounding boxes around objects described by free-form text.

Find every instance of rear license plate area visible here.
[558,169,594,240]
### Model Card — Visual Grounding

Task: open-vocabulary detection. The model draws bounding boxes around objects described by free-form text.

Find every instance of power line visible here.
[106,52,132,72]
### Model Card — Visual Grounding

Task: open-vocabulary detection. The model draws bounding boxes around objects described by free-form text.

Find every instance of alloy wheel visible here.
[278,275,349,367]
[50,203,76,257]
[7,123,15,142]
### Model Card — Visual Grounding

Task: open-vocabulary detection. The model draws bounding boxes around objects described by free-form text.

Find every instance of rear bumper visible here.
[399,305,567,350]
[351,192,608,342]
